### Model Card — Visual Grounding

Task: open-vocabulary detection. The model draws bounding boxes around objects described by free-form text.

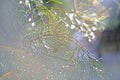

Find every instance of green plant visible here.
[0,0,112,79]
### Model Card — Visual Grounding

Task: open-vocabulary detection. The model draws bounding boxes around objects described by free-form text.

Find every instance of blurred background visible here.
[0,0,120,80]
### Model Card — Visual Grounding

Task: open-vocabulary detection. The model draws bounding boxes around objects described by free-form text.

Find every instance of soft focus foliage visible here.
[0,0,113,80]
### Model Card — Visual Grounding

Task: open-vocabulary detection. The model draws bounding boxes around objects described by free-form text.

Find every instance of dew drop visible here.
[28,18,32,22]
[71,25,75,29]
[19,1,23,4]
[32,22,35,26]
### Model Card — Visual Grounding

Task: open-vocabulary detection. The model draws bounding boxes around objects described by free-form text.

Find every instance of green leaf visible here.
[50,0,63,4]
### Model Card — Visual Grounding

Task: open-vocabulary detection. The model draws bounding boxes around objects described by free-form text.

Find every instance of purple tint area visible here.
[72,31,99,58]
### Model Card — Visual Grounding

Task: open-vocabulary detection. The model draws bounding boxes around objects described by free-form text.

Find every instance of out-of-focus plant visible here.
[0,72,10,80]
[0,72,16,80]
[18,0,112,63]
[17,0,113,79]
